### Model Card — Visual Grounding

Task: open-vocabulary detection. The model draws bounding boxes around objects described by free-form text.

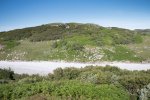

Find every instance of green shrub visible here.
[133,34,143,43]
[2,40,20,49]
[0,68,14,80]
[18,77,41,84]
[120,75,150,94]
[138,83,150,100]
[63,67,80,79]
[79,70,113,84]
[0,80,129,100]
[53,68,63,80]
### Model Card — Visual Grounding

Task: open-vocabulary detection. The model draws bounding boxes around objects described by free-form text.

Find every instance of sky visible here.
[0,0,150,31]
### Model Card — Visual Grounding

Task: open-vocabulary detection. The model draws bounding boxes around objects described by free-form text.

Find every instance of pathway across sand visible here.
[0,61,150,75]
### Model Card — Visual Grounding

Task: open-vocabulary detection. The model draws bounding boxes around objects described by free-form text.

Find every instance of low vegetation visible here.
[0,66,150,100]
[0,23,149,62]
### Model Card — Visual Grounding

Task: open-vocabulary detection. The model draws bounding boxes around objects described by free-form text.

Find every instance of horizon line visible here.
[0,22,149,32]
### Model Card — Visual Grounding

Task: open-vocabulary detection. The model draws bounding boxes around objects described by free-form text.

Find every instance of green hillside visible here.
[0,23,149,62]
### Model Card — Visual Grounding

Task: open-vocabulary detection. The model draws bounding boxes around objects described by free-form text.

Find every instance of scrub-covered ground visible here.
[0,65,150,100]
[0,23,149,62]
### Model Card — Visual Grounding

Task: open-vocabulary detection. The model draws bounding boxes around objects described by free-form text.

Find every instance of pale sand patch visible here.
[0,61,149,75]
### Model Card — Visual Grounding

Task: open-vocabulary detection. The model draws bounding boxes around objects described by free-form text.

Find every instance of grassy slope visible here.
[126,36,150,62]
[0,39,142,62]
[0,23,149,62]
[0,40,52,60]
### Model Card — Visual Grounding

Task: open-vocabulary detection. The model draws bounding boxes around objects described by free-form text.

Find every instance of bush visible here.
[133,34,143,43]
[63,67,80,79]
[79,70,113,84]
[53,68,63,80]
[1,40,20,49]
[120,75,150,94]
[138,83,150,100]
[0,80,130,100]
[0,68,14,80]
[18,77,41,84]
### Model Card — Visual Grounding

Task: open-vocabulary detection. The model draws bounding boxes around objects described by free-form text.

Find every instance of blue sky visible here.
[0,0,150,31]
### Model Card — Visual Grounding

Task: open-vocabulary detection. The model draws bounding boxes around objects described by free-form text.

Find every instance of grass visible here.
[0,39,104,61]
[0,40,52,60]
[64,34,96,46]
[0,38,145,62]
[102,45,143,62]
[126,36,150,62]
[0,23,148,62]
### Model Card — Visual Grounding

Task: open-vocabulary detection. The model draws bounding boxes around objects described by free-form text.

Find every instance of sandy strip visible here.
[0,61,150,75]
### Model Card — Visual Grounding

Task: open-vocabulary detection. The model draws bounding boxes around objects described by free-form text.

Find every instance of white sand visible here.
[0,61,150,75]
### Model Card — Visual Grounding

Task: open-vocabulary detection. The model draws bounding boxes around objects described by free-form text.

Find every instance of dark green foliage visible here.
[0,28,32,41]
[79,66,150,96]
[63,67,80,79]
[1,40,20,49]
[133,34,143,43]
[120,73,150,94]
[53,67,80,80]
[0,68,14,80]
[0,23,143,45]
[51,66,150,96]
[0,80,129,100]
[13,73,30,81]
[53,68,63,80]
[30,28,64,41]
[0,66,150,99]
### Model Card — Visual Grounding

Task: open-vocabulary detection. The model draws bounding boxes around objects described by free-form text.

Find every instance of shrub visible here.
[120,75,150,94]
[18,77,41,84]
[133,34,143,43]
[53,68,63,80]
[63,67,80,79]
[0,68,14,80]
[0,80,129,100]
[79,70,112,84]
[137,83,150,100]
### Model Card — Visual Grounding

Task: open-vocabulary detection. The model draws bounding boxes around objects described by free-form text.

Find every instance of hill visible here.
[135,29,150,35]
[0,23,150,62]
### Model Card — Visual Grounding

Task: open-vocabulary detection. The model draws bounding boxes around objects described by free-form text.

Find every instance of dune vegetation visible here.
[0,65,150,100]
[0,23,149,62]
